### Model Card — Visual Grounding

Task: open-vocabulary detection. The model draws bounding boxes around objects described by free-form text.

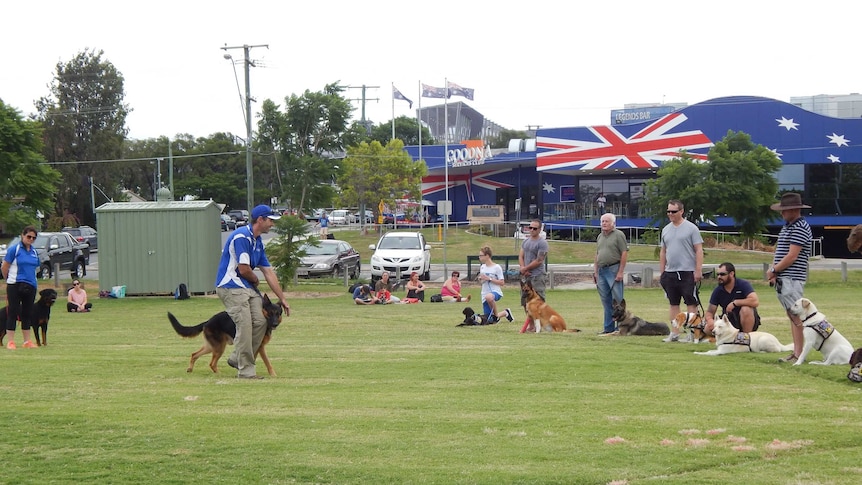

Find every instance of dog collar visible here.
[802,312,819,323]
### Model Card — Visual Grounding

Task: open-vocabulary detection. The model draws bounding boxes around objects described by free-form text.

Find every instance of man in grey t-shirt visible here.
[659,199,703,342]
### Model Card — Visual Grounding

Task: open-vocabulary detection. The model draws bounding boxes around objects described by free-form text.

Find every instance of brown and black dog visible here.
[673,312,713,343]
[612,299,670,336]
[168,293,283,376]
[521,279,576,332]
[1,288,58,346]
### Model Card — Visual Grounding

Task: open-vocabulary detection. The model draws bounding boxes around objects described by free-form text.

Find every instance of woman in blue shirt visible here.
[2,226,41,349]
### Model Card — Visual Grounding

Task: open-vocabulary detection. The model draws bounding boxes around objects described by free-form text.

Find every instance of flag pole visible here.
[417,80,422,225]
[443,77,449,279]
[391,82,395,141]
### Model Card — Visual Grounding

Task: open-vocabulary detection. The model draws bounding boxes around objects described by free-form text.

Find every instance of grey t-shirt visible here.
[521,236,549,276]
[661,219,703,272]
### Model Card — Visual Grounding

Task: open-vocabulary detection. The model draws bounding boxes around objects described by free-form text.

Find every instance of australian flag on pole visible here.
[422,83,449,99]
[447,81,474,101]
[393,85,413,109]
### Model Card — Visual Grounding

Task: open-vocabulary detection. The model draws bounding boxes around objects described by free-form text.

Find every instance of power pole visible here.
[347,85,380,134]
[222,43,268,210]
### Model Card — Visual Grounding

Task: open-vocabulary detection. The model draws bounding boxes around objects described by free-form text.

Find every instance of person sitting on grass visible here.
[67,280,93,312]
[353,284,378,305]
[441,271,471,302]
[374,272,400,304]
[405,272,426,303]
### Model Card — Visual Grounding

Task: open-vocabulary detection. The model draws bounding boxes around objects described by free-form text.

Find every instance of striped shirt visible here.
[773,217,812,282]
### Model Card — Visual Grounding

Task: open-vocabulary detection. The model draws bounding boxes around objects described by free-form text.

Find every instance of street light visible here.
[222,44,268,211]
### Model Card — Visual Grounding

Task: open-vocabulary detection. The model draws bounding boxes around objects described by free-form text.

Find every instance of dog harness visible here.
[848,362,862,383]
[804,313,834,351]
[721,332,751,351]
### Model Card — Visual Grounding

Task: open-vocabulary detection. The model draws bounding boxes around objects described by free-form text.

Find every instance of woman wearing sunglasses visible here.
[2,226,41,349]
[67,280,93,312]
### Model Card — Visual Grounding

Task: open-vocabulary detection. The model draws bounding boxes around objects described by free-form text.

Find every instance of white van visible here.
[329,209,350,225]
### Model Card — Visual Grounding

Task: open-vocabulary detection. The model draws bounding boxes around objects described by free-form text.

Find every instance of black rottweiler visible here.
[32,288,58,346]
[168,293,284,376]
[1,288,58,346]
[457,306,492,327]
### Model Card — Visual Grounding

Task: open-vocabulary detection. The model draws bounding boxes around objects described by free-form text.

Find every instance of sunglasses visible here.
[529,226,540,230]
[452,274,460,277]
[716,272,729,276]
[666,210,680,214]
[25,234,37,240]
[73,282,80,286]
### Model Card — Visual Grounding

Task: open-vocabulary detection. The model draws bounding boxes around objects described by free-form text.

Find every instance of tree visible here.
[643,130,781,238]
[0,99,62,233]
[488,128,529,149]
[265,216,316,286]
[256,83,356,212]
[35,48,130,226]
[336,139,427,222]
[367,116,435,146]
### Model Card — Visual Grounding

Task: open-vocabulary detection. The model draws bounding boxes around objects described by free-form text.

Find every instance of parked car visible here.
[228,209,249,226]
[351,210,374,224]
[329,209,350,225]
[220,214,237,231]
[5,232,90,279]
[382,212,407,224]
[369,231,431,283]
[296,239,361,278]
[62,225,98,251]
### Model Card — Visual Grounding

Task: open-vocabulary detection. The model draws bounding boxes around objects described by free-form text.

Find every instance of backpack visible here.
[430,294,443,303]
[175,283,190,300]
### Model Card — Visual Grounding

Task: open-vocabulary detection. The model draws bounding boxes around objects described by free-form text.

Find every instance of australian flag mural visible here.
[537,95,862,170]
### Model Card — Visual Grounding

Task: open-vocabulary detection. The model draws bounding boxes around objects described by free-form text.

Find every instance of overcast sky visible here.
[3,1,861,142]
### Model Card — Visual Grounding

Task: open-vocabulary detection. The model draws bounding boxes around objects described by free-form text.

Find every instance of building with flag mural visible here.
[407,95,862,257]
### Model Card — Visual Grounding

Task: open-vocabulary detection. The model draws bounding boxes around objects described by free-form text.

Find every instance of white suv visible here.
[369,231,432,282]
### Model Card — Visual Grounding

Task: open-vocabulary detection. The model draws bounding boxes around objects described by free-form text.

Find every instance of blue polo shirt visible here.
[215,226,271,289]
[3,241,39,288]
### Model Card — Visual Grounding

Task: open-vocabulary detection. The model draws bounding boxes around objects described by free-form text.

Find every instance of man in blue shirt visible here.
[216,205,290,379]
[704,262,761,334]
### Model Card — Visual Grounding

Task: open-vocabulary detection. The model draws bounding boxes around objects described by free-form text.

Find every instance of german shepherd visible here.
[520,279,575,333]
[1,288,58,346]
[612,299,670,336]
[168,294,283,376]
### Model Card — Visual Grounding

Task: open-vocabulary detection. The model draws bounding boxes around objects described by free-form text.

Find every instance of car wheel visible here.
[330,265,341,278]
[38,263,52,280]
[422,265,431,281]
[72,260,85,278]
[350,262,360,279]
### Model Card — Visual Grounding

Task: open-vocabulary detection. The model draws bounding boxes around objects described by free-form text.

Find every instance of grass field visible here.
[2,267,862,484]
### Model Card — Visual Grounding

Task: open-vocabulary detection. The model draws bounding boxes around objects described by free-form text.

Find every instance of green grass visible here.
[2,271,862,484]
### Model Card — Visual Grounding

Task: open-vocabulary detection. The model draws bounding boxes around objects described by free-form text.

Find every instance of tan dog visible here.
[694,315,793,356]
[788,297,854,366]
[521,279,572,333]
[673,312,713,343]
[847,224,862,253]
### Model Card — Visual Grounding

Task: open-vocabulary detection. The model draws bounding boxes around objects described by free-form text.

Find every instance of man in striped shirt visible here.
[766,193,812,364]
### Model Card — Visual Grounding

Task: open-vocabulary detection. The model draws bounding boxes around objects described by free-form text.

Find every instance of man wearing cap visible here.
[216,204,291,379]
[767,193,812,364]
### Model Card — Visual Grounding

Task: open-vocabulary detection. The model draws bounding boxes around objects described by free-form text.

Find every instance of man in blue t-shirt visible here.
[704,262,761,334]
[215,205,291,379]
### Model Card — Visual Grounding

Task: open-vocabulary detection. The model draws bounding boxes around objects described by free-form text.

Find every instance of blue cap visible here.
[251,204,282,221]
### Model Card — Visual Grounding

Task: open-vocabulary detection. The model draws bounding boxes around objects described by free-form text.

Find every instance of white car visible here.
[369,231,432,282]
[329,209,350,225]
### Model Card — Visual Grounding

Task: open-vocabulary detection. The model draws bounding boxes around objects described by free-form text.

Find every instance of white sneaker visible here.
[662,334,679,343]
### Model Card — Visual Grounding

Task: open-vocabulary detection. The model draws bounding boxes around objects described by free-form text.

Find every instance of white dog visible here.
[694,315,793,356]
[788,298,854,366]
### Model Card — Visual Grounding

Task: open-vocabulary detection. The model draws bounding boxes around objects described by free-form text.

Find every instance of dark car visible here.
[220,214,237,232]
[62,226,98,251]
[296,239,360,278]
[228,210,249,226]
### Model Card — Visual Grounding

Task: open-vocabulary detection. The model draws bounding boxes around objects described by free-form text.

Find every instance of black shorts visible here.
[725,308,761,332]
[660,271,699,306]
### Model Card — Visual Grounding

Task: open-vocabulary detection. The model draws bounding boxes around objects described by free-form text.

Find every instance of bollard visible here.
[642,267,653,288]
[549,270,555,290]
[842,261,848,282]
[762,262,770,279]
[343,265,350,286]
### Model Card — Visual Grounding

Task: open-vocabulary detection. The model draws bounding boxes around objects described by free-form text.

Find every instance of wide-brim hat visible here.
[770,193,811,211]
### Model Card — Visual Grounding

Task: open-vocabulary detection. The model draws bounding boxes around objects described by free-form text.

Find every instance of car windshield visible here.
[7,235,49,250]
[379,236,420,250]
[303,244,338,256]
